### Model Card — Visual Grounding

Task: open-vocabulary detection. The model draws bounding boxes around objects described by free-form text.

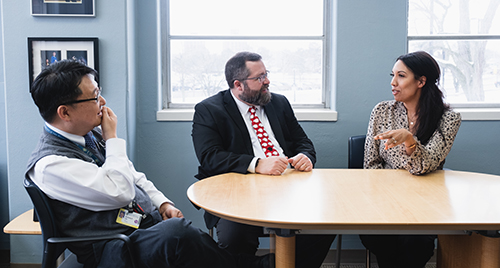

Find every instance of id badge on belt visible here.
[116,200,147,229]
[116,208,142,229]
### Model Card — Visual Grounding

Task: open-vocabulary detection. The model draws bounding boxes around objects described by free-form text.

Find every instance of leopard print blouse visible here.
[364,100,461,175]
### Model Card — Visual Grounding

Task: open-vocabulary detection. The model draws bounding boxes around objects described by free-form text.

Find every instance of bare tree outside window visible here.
[409,0,500,107]
[170,40,323,105]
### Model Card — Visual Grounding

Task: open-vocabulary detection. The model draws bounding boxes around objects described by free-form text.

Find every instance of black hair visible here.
[225,52,262,88]
[397,51,449,145]
[31,60,98,122]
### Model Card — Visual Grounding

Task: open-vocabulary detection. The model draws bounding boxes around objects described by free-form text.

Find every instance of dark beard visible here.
[239,84,272,106]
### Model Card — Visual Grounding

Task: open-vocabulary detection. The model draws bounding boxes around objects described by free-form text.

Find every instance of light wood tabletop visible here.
[3,209,41,235]
[187,168,500,268]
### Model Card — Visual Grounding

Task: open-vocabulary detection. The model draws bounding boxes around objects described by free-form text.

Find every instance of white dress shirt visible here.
[28,123,172,212]
[230,91,285,173]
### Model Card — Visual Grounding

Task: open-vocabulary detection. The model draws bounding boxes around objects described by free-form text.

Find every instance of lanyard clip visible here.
[132,200,145,214]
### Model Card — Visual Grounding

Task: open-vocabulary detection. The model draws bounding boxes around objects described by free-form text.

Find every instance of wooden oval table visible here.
[187,168,500,268]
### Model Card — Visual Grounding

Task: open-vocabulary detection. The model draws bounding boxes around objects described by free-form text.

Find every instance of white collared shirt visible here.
[45,122,86,146]
[28,123,172,212]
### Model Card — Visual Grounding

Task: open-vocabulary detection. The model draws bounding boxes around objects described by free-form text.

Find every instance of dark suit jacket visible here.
[191,89,316,228]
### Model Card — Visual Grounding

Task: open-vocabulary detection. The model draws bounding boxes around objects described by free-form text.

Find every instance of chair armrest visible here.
[47,234,138,268]
[47,233,131,244]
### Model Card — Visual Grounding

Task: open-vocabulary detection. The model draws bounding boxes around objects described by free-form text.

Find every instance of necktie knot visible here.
[248,106,256,115]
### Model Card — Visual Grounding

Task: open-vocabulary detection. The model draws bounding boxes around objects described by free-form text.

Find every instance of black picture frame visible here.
[28,37,99,90]
[31,0,95,17]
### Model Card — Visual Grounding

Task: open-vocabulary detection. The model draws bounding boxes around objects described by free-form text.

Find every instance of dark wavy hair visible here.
[225,52,262,88]
[397,51,449,145]
[31,60,98,122]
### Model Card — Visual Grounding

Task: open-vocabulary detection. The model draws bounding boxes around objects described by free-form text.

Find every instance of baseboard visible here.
[257,248,437,265]
[5,249,436,267]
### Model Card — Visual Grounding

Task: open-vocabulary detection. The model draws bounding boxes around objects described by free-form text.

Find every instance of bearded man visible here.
[191,52,335,268]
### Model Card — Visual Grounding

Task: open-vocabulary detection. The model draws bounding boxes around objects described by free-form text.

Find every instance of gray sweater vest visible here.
[26,127,161,266]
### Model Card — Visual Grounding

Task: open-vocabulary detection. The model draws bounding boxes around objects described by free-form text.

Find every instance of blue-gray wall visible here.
[1,0,498,264]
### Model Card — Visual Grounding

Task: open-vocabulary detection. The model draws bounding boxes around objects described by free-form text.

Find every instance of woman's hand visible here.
[375,129,416,151]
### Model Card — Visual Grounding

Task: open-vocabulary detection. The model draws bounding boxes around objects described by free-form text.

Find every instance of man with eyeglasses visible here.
[26,60,272,268]
[192,52,335,268]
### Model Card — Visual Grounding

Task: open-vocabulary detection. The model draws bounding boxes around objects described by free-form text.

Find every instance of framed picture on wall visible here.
[28,37,99,90]
[31,0,95,17]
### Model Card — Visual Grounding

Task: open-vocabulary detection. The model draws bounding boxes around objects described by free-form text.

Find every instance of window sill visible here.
[156,109,338,122]
[155,108,500,122]
[454,108,500,121]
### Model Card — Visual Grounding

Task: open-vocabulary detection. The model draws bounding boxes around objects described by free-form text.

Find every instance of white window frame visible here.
[156,0,337,121]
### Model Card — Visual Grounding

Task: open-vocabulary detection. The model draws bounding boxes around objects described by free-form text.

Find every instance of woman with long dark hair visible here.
[360,51,461,267]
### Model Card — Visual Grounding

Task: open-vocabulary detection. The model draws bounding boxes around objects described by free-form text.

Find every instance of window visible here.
[159,0,333,111]
[408,0,500,108]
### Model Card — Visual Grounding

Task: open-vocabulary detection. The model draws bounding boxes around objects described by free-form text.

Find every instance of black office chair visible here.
[348,135,366,169]
[24,177,139,268]
[335,135,371,268]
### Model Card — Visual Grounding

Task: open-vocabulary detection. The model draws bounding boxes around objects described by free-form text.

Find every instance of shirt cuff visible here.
[247,157,259,173]
[151,194,174,209]
[105,138,127,157]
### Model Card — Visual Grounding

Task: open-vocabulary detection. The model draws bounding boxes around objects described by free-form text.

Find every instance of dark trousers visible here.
[95,218,237,268]
[359,235,437,268]
[216,218,335,268]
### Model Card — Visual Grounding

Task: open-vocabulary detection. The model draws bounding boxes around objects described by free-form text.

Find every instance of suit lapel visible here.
[264,102,287,152]
[223,90,254,154]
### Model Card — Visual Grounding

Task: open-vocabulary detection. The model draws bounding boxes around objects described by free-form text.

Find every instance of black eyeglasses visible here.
[62,87,102,105]
[243,71,269,83]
